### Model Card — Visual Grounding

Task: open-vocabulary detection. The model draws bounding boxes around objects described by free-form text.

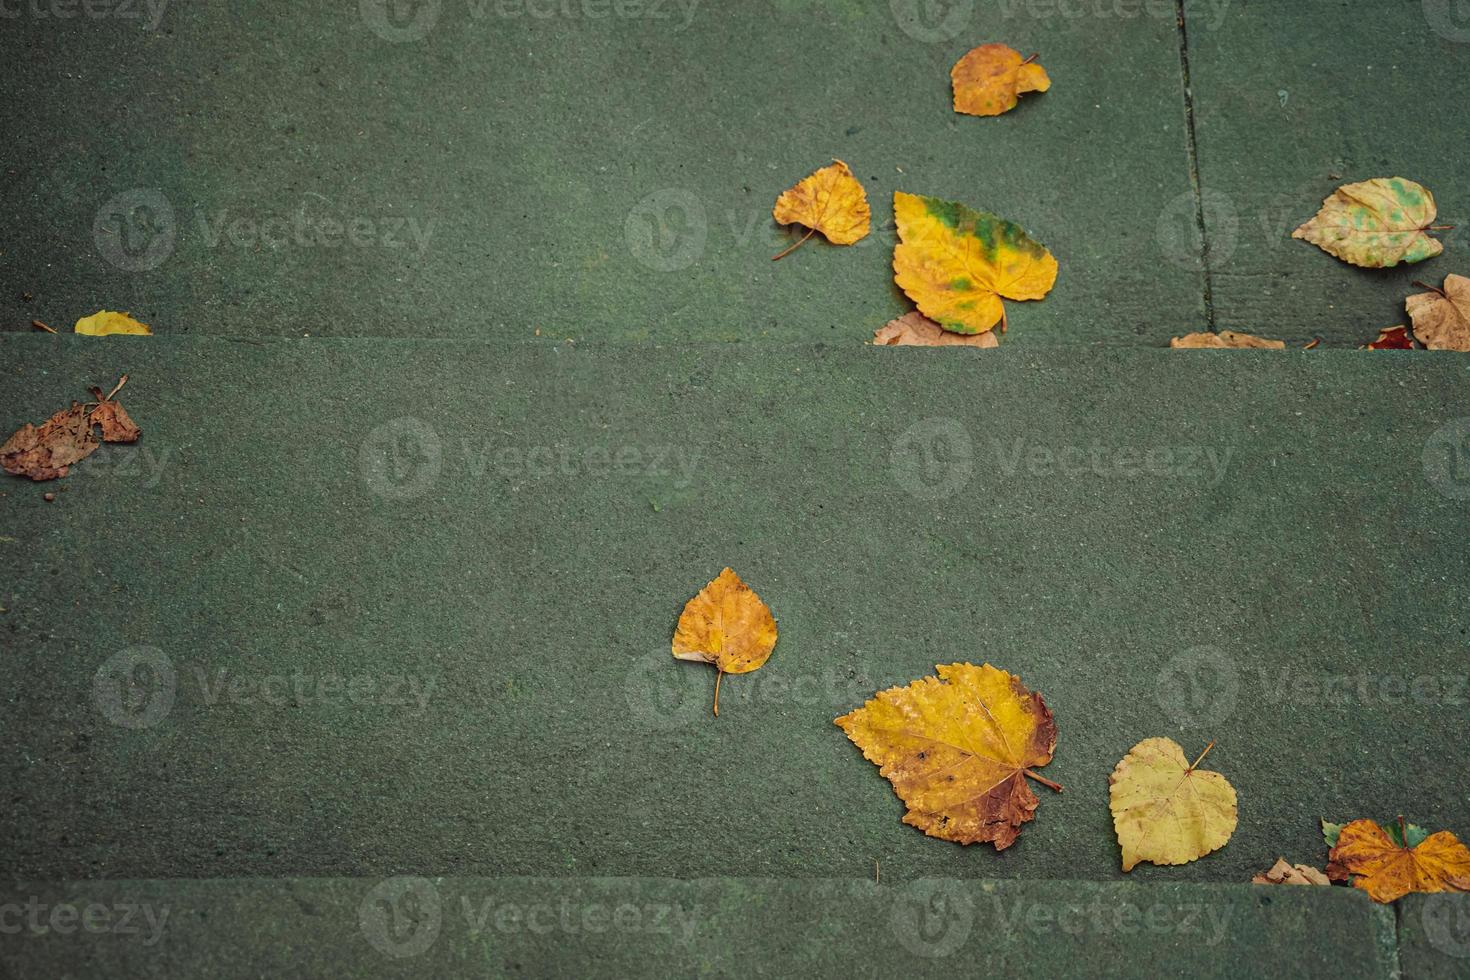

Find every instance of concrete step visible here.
[6,876,1465,978]
[2,337,1468,889]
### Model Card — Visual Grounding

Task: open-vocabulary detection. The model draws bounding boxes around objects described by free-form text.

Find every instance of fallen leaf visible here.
[1405,275,1470,351]
[872,311,999,348]
[1109,738,1237,872]
[951,43,1050,117]
[75,310,151,336]
[1363,325,1415,350]
[1252,857,1331,886]
[892,191,1057,335]
[1292,178,1444,268]
[1170,330,1286,349]
[0,376,141,482]
[672,568,777,716]
[834,663,1061,850]
[1325,817,1470,903]
[771,160,870,260]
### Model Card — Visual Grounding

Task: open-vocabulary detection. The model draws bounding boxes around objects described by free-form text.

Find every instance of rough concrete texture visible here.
[2,338,1468,889]
[0,876,1426,978]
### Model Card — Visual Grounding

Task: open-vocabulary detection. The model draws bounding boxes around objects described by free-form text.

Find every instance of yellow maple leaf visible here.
[771,159,870,260]
[74,310,151,336]
[892,191,1057,335]
[1109,738,1237,872]
[835,663,1061,850]
[951,43,1050,117]
[672,568,777,716]
[1326,818,1470,904]
[1292,177,1444,268]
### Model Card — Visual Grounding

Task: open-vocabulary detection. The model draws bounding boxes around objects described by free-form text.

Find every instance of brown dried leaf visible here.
[1,403,101,481]
[1363,325,1415,350]
[1252,857,1331,886]
[1170,330,1287,349]
[873,312,999,348]
[90,400,141,443]
[1405,275,1470,351]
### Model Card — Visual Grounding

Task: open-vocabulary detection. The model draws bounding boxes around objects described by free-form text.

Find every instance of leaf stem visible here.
[772,228,815,261]
[1023,769,1063,793]
[1188,740,1216,771]
[713,668,723,717]
[31,320,56,334]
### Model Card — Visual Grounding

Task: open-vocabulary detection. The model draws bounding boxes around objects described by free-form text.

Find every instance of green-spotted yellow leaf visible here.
[1292,178,1444,268]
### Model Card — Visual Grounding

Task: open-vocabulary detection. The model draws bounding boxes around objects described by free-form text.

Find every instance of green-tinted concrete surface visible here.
[1185,0,1470,346]
[2,338,1468,885]
[1,1,1204,343]
[0,877,1414,978]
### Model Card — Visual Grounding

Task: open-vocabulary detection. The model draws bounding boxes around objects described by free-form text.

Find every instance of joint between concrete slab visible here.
[1174,0,1216,333]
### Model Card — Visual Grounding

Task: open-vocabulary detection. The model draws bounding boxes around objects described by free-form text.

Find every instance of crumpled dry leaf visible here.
[771,160,870,259]
[1252,857,1331,886]
[951,43,1050,117]
[1109,738,1237,872]
[892,191,1056,335]
[1170,330,1286,349]
[75,310,151,336]
[1405,275,1470,351]
[1325,818,1470,903]
[1292,178,1444,268]
[835,663,1061,850]
[672,567,777,716]
[872,311,999,348]
[1363,325,1415,350]
[0,377,141,482]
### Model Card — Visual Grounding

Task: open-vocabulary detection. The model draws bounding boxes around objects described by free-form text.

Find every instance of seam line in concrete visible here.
[1173,0,1216,332]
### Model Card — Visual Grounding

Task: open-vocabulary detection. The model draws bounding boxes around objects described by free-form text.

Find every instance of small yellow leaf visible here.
[1169,330,1285,349]
[672,568,777,716]
[1326,819,1470,904]
[1292,177,1443,268]
[772,160,870,259]
[1109,738,1237,872]
[951,43,1050,117]
[75,310,151,336]
[892,191,1057,335]
[835,663,1060,850]
[872,311,999,348]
